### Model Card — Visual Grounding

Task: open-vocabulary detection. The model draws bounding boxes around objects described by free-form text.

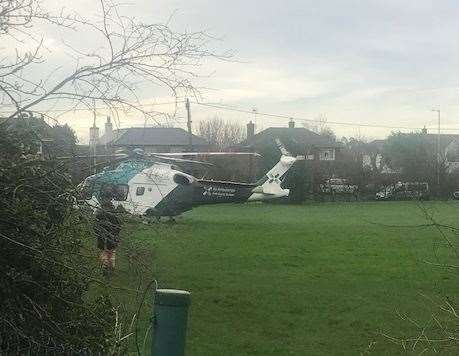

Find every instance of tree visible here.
[197,116,244,151]
[50,124,77,156]
[319,127,336,142]
[0,0,221,351]
[0,0,223,124]
[382,132,446,191]
[0,124,116,353]
[303,114,336,142]
[339,136,385,195]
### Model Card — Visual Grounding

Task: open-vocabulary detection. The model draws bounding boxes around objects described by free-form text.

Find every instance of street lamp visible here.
[432,109,441,192]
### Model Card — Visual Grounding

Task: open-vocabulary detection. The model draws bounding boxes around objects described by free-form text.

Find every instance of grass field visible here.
[111,201,459,355]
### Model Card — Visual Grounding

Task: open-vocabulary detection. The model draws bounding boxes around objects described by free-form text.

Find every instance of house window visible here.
[319,149,335,161]
[136,186,145,196]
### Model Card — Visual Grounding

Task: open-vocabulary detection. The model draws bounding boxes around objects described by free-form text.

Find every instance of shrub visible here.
[0,124,115,353]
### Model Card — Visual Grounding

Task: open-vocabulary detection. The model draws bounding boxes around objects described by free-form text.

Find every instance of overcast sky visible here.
[36,1,459,141]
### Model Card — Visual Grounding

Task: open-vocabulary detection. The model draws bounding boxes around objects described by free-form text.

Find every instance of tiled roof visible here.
[240,127,341,149]
[105,127,208,146]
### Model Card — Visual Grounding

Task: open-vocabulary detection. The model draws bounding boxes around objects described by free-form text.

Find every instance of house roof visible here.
[240,127,341,151]
[98,128,128,145]
[109,127,208,147]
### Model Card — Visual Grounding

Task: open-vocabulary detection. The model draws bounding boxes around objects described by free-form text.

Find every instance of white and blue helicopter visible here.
[76,141,301,219]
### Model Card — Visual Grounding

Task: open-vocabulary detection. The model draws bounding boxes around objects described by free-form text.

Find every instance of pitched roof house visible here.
[97,118,209,153]
[1,114,54,156]
[237,121,341,161]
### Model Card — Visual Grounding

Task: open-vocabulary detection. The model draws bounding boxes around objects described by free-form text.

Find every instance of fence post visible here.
[152,289,191,356]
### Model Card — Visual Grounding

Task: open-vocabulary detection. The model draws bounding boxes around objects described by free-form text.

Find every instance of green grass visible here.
[112,201,459,355]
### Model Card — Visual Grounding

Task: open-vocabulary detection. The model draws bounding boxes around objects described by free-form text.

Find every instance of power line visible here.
[0,100,186,114]
[5,98,459,133]
[194,102,459,132]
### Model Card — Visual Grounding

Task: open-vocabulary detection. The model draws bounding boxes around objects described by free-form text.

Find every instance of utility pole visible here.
[185,98,192,151]
[432,109,441,193]
[89,100,99,175]
[93,111,97,173]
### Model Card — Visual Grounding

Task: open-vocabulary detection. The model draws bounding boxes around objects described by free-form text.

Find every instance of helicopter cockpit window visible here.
[113,184,129,201]
[100,183,114,199]
[136,186,145,196]
[100,183,129,201]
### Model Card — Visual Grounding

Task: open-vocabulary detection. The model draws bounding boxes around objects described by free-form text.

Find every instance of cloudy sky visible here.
[12,0,459,141]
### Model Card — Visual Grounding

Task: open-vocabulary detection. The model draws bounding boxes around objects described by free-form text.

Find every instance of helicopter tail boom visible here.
[193,154,299,205]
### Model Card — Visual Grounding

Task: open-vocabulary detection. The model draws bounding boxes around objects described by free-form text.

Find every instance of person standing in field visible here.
[94,193,122,276]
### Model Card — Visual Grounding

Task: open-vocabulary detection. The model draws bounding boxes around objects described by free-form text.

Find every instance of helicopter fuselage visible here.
[79,154,297,217]
[79,159,195,217]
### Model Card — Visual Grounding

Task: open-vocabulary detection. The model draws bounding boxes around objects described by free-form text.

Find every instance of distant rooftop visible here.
[240,127,341,149]
[102,127,208,147]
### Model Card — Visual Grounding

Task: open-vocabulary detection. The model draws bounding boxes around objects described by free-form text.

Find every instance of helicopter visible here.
[76,142,301,219]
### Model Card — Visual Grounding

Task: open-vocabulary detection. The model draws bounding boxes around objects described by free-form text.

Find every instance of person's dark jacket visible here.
[94,207,122,250]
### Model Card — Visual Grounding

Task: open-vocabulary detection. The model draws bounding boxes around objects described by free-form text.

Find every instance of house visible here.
[1,114,54,156]
[96,117,209,153]
[237,120,342,162]
[75,117,210,179]
[232,120,343,192]
[446,140,459,173]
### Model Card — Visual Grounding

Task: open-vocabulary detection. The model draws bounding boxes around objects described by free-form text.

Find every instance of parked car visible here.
[375,182,429,201]
[319,178,358,195]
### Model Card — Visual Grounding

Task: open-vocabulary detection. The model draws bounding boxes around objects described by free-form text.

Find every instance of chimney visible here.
[288,119,295,128]
[105,116,113,144]
[89,122,99,148]
[247,121,255,140]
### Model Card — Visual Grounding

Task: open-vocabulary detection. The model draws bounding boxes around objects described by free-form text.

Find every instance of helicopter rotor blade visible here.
[154,152,262,157]
[152,154,214,167]
[55,153,129,160]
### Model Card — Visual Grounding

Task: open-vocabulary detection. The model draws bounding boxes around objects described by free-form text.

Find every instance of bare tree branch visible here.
[197,116,244,151]
[0,0,228,124]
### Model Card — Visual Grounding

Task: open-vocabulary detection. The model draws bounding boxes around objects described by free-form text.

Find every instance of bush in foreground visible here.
[0,125,116,353]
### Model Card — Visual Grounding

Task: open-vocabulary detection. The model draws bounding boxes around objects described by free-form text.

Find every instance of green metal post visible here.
[152,289,191,356]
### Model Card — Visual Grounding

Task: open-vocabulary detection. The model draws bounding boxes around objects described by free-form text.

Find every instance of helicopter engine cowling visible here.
[173,173,193,186]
